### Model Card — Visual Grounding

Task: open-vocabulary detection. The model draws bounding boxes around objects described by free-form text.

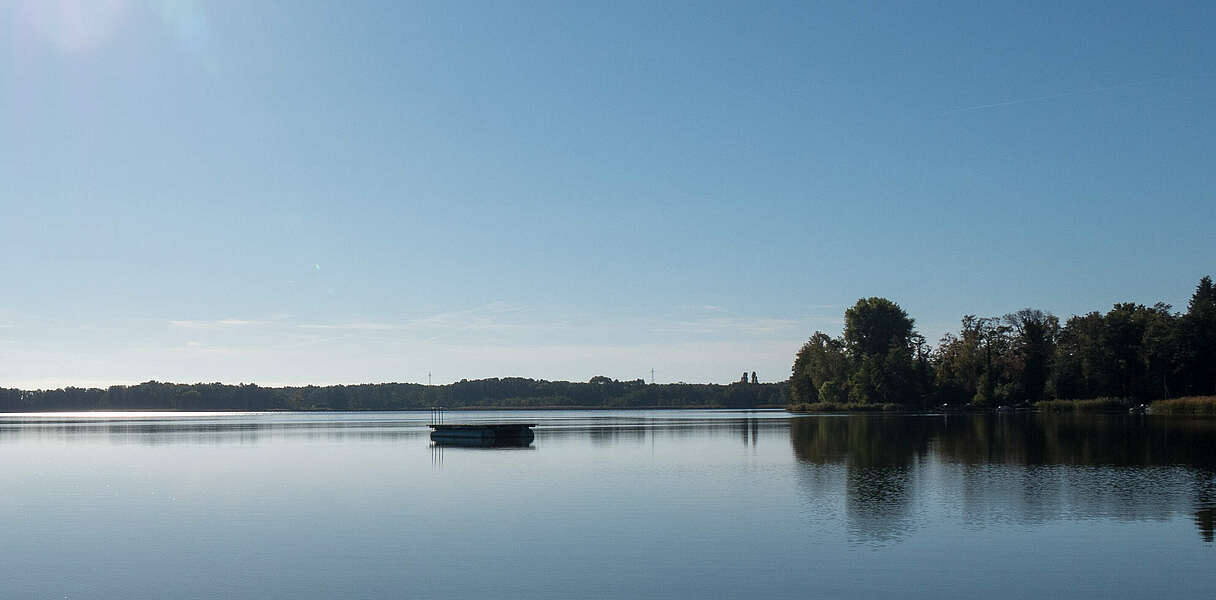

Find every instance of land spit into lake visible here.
[787,275,1216,414]
[0,377,786,412]
[789,395,1216,415]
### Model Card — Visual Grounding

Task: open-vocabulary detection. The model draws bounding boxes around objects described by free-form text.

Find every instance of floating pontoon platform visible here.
[429,423,536,446]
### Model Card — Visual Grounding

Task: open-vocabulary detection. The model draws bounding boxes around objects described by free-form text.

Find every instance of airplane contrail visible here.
[938,73,1212,116]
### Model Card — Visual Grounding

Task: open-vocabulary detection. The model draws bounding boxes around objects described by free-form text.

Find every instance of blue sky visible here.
[2,1,1213,388]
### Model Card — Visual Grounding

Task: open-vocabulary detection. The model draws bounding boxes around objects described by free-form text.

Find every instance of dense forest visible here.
[790,275,1216,409]
[0,376,785,412]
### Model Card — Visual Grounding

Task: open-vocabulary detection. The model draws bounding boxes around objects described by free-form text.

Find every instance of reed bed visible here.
[1034,398,1130,413]
[1150,396,1216,415]
[788,402,901,413]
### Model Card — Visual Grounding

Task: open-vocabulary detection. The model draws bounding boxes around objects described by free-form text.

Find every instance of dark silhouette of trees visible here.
[844,298,919,405]
[0,377,787,412]
[791,276,1216,407]
[1049,303,1184,401]
[791,298,924,406]
[790,332,849,405]
[1004,309,1059,404]
[1051,311,1108,400]
[934,316,987,406]
[844,297,914,359]
[1185,276,1216,395]
[6,279,1214,413]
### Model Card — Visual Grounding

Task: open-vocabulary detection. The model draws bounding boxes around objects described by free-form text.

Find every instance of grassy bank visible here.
[789,396,1216,414]
[1150,396,1216,415]
[788,402,901,413]
[1035,398,1130,413]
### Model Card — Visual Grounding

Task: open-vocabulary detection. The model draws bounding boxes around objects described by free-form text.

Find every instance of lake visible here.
[1,410,1213,598]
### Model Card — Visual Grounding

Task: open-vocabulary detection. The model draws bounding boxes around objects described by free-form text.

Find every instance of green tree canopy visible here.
[793,276,1214,409]
[844,297,914,359]
[790,332,849,404]
[1004,308,1059,403]
[842,298,921,405]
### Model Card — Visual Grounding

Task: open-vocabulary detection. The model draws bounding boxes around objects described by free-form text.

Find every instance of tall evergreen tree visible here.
[1185,276,1216,395]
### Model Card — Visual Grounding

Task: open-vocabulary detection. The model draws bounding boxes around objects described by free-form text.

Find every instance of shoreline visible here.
[0,405,792,415]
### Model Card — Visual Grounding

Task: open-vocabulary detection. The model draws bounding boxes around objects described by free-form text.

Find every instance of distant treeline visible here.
[790,275,1216,408]
[0,377,786,412]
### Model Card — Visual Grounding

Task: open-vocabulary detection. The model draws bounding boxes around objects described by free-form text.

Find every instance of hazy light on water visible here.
[2,411,266,419]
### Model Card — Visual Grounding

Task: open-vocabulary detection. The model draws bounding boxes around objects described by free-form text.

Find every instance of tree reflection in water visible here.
[790,414,1216,544]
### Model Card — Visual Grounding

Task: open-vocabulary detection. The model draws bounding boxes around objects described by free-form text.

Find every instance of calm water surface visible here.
[1,410,1213,598]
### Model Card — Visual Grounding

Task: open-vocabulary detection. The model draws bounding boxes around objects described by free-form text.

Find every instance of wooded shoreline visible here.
[789,395,1216,415]
[6,275,1211,414]
[0,378,786,412]
[788,276,1216,410]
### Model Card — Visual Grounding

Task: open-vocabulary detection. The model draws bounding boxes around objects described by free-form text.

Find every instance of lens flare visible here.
[19,0,128,54]
[154,0,214,73]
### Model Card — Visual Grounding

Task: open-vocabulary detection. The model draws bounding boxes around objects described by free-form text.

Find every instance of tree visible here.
[1184,276,1216,395]
[790,332,849,404]
[1048,302,1184,401]
[1142,304,1183,399]
[844,297,914,359]
[973,317,1011,406]
[850,343,919,405]
[1051,312,1109,400]
[1003,309,1059,403]
[911,333,933,383]
[1105,303,1151,398]
[789,344,819,404]
[789,276,1212,408]
[934,316,986,404]
[818,379,848,404]
[840,298,920,405]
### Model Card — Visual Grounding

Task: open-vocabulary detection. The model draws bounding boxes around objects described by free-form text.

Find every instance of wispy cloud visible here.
[169,319,265,329]
[218,319,259,326]
[297,322,411,332]
[676,304,728,313]
[649,316,805,336]
[294,303,832,346]
[801,303,844,311]
[298,303,540,335]
[0,305,833,386]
